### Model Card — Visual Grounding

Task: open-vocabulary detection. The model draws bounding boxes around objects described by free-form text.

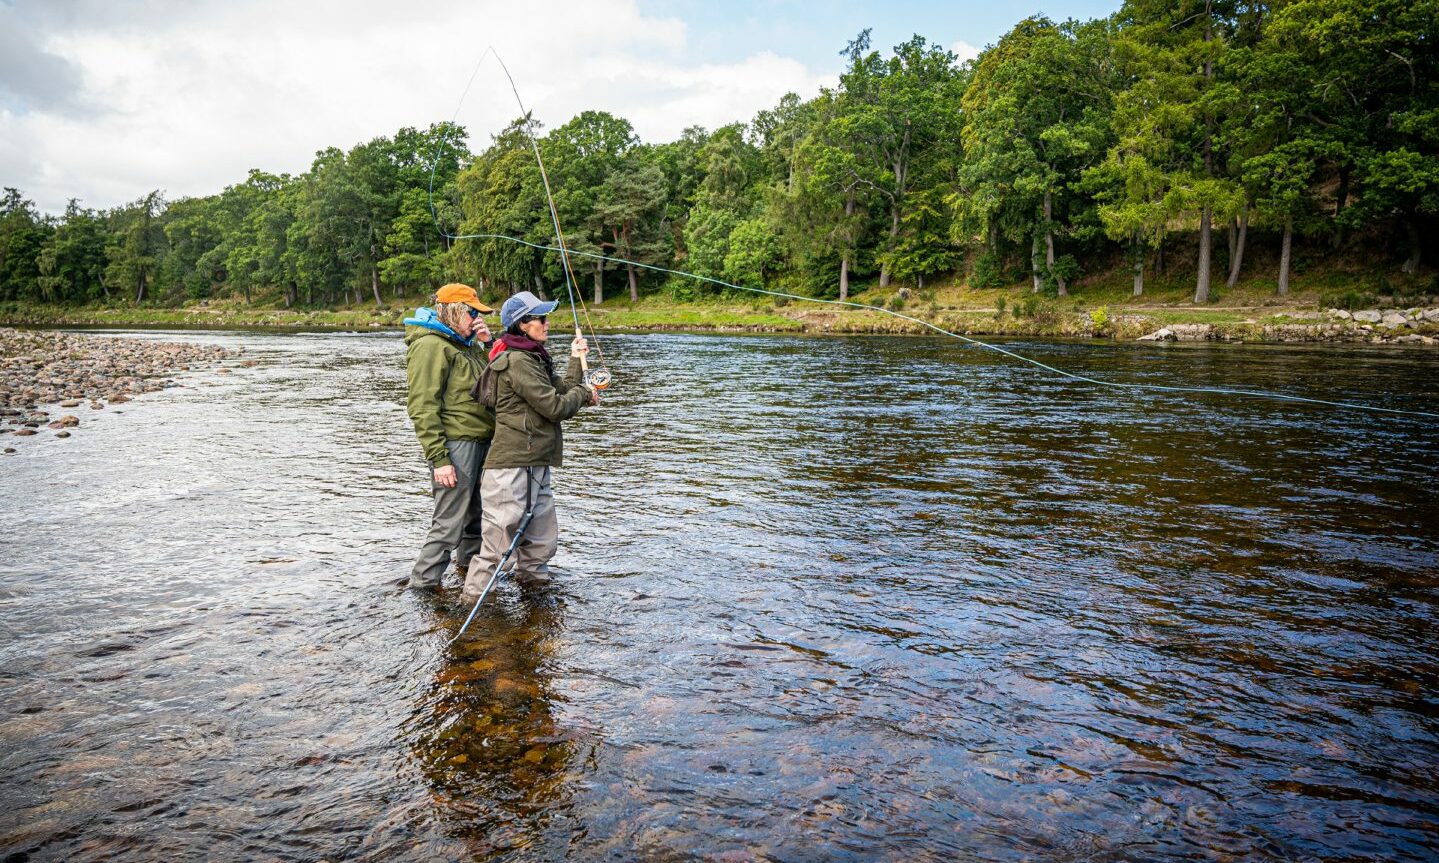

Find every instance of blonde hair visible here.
[435,301,472,333]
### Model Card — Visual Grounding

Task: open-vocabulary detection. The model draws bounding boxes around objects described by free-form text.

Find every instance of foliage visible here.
[2,4,1434,310]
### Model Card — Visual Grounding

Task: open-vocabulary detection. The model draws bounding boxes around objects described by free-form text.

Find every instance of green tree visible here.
[0,189,52,301]
[960,17,1113,296]
[1112,0,1246,303]
[838,33,962,288]
[105,190,167,303]
[36,200,109,302]
[592,147,670,301]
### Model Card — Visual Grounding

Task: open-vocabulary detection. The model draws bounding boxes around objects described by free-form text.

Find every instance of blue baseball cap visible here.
[500,291,560,330]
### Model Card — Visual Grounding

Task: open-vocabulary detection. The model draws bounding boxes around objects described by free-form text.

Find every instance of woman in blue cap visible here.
[461,291,598,602]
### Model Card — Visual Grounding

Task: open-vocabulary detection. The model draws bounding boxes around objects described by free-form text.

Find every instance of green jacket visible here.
[484,346,589,468]
[404,328,494,467]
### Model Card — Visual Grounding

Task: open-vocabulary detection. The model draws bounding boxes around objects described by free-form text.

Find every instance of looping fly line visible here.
[427,49,1439,422]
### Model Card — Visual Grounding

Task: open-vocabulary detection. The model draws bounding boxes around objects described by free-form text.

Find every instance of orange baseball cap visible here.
[435,283,493,313]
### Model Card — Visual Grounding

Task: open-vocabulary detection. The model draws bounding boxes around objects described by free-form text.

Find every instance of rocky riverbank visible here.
[0,328,242,451]
[1136,306,1439,345]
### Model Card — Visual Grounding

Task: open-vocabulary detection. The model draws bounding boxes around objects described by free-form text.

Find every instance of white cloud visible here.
[3,0,833,213]
[951,39,981,65]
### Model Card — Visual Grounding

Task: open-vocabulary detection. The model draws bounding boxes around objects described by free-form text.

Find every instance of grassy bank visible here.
[3,259,1435,343]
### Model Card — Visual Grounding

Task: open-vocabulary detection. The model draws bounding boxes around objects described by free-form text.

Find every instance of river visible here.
[1,330,1436,862]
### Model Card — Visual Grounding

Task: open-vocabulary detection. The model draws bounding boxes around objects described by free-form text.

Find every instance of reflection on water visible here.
[1,329,1436,862]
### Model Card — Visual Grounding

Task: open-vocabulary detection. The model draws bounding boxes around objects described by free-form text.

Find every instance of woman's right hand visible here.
[585,384,600,406]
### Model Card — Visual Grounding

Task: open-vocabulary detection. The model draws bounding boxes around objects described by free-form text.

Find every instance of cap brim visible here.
[532,299,560,317]
[462,298,494,314]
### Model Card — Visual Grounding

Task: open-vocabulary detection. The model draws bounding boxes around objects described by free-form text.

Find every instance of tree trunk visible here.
[1226,208,1248,288]
[1031,233,1042,293]
[1278,215,1292,295]
[1156,237,1165,275]
[839,191,855,301]
[243,284,250,305]
[593,261,603,305]
[627,263,638,302]
[1402,219,1421,273]
[879,204,900,288]
[136,270,145,303]
[1333,166,1350,250]
[1044,189,1067,296]
[371,265,383,307]
[1194,206,1212,303]
[1133,235,1144,297]
[285,282,295,308]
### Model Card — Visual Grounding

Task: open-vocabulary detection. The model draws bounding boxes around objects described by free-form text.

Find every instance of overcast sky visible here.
[2,0,1118,215]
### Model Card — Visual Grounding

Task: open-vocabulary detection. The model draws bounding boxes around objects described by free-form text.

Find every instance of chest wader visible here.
[449,467,536,645]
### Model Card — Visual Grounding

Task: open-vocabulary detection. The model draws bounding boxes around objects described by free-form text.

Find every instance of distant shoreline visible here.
[3,300,1437,346]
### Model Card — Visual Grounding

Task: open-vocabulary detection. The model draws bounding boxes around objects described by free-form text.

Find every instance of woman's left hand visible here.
[472,319,491,342]
[571,336,589,358]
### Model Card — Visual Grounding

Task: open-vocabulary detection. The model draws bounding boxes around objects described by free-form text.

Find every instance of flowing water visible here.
[1,329,1436,862]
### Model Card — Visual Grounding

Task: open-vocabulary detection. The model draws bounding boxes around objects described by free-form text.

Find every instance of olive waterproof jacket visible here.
[484,345,589,469]
[404,315,494,468]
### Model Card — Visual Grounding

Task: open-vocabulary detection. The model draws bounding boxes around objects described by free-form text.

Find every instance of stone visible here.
[13,429,36,436]
[109,394,130,404]
[1137,328,1176,342]
[54,431,70,438]
[217,367,231,374]
[57,415,79,427]
[1423,308,1439,322]
[1352,310,1382,323]
[1325,308,1352,320]
[59,399,81,407]
[1381,311,1407,327]
[4,448,15,454]
[90,402,103,410]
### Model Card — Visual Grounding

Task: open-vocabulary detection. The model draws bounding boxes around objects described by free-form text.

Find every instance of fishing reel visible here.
[586,368,612,390]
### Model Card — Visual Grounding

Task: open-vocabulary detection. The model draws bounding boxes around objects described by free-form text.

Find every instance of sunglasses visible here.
[520,314,549,325]
[467,308,482,319]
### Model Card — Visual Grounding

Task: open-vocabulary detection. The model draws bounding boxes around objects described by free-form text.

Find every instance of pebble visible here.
[55,431,70,438]
[4,447,15,454]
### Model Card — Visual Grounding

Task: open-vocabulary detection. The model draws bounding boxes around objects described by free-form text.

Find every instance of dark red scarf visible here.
[490,332,555,379]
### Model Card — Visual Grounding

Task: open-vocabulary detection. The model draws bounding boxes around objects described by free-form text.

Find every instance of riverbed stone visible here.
[1381,311,1407,327]
[1353,310,1382,323]
[1138,328,1175,341]
[1325,308,1353,320]
[54,431,70,438]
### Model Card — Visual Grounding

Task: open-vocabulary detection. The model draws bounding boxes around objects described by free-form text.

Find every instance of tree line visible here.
[1,0,1433,310]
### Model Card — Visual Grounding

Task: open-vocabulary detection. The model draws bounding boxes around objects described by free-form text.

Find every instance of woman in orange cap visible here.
[403,282,495,591]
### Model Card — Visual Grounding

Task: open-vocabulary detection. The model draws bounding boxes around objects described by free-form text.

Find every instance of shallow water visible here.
[1,329,1436,862]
